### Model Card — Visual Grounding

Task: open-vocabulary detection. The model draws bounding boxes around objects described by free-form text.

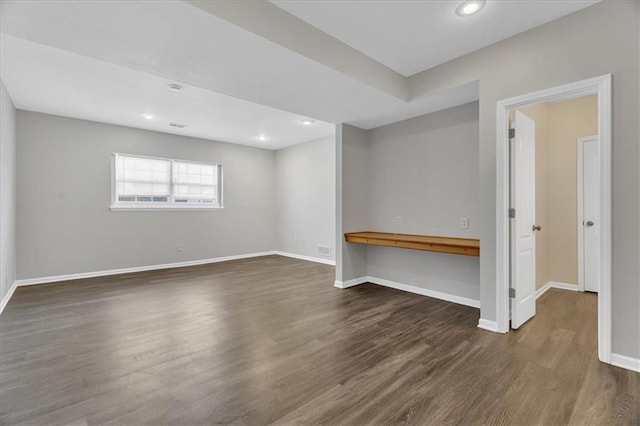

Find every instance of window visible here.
[112,153,222,210]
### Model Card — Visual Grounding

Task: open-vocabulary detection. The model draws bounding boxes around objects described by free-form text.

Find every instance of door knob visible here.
[585,221,594,227]
[532,225,542,232]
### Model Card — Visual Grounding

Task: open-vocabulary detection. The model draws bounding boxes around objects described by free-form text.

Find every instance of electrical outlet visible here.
[395,216,402,226]
[293,237,298,246]
[461,217,469,229]
[176,244,183,252]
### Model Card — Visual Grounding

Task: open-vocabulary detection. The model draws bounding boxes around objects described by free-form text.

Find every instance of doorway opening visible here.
[495,75,612,363]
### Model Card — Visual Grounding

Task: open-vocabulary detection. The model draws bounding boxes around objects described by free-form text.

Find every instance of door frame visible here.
[577,135,599,293]
[495,74,612,363]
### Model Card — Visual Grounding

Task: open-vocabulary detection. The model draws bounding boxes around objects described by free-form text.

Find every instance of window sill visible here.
[109,205,224,212]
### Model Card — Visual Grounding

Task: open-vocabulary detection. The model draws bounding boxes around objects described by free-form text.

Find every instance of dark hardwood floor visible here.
[1,255,638,425]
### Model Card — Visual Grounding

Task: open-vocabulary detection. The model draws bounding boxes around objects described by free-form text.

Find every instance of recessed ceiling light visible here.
[169,122,186,128]
[456,0,485,16]
[168,83,183,92]
[256,134,270,142]
[141,113,155,120]
[300,118,315,125]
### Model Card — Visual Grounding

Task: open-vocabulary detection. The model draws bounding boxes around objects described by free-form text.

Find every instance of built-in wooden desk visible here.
[344,231,480,257]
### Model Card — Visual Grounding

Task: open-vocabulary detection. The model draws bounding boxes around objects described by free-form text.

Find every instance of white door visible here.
[578,136,600,293]
[510,110,537,329]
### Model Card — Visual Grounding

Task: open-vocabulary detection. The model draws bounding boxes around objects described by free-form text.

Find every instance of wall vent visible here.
[317,245,331,257]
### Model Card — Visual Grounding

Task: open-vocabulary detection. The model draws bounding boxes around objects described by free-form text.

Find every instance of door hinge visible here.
[509,128,516,139]
[509,288,516,298]
[509,208,516,218]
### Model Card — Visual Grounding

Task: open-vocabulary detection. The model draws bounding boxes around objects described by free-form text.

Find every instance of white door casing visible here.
[578,136,600,293]
[510,110,537,329]
[494,74,611,364]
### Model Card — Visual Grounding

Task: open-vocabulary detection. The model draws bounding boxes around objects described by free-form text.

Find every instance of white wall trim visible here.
[368,276,480,308]
[0,281,18,314]
[548,281,578,292]
[536,281,579,299]
[334,276,369,289]
[4,252,333,312]
[15,251,279,287]
[275,251,336,266]
[15,252,335,288]
[335,275,480,309]
[610,353,640,373]
[535,281,553,299]
[477,318,500,332]
[495,74,612,364]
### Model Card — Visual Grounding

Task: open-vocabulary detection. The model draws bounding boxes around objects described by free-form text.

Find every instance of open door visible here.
[510,110,537,329]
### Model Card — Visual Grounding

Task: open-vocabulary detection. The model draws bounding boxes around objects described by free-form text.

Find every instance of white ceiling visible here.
[272,0,600,77]
[0,0,600,148]
[0,35,334,150]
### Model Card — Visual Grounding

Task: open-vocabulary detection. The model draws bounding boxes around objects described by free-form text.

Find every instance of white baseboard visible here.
[368,276,481,308]
[334,275,480,309]
[334,277,369,289]
[536,281,578,299]
[477,318,500,332]
[610,353,640,373]
[535,282,553,299]
[15,251,279,287]
[548,281,578,291]
[0,281,18,314]
[275,251,335,266]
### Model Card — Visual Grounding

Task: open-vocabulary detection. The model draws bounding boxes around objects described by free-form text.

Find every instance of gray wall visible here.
[405,0,639,358]
[0,79,17,303]
[336,103,480,301]
[275,136,335,261]
[336,124,369,283]
[366,102,479,300]
[367,103,479,238]
[17,111,277,279]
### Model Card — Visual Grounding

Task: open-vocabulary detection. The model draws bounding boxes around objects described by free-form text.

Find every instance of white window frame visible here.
[110,153,224,211]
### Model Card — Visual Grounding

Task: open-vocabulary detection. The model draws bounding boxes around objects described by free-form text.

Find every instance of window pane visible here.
[124,157,136,172]
[136,158,151,171]
[152,171,167,182]
[137,169,151,181]
[172,162,219,205]
[152,184,169,195]
[115,154,220,207]
[115,154,171,202]
[124,182,137,194]
[152,161,168,172]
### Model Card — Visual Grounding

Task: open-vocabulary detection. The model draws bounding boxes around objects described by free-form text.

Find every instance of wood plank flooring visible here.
[0,255,638,425]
